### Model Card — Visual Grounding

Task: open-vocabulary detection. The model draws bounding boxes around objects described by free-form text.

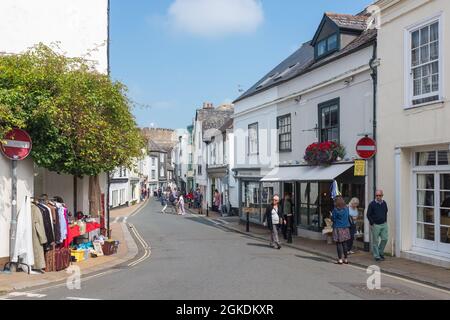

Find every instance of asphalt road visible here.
[3,199,450,300]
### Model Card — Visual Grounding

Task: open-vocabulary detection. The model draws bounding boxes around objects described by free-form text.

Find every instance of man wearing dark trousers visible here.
[367,190,389,262]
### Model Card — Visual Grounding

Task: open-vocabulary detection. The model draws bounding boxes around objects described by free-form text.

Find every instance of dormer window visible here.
[316,33,338,58]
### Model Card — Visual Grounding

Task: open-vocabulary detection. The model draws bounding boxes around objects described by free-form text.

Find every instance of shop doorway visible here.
[414,171,450,254]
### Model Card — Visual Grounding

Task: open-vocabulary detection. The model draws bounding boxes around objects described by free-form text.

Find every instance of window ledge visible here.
[403,99,445,111]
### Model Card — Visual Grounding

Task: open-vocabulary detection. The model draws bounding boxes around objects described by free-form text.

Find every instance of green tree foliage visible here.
[0,44,144,176]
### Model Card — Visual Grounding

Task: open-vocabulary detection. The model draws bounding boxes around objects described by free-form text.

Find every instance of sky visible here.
[110,0,373,130]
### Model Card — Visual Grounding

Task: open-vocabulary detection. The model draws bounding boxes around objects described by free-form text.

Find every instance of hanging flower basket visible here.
[304,141,346,166]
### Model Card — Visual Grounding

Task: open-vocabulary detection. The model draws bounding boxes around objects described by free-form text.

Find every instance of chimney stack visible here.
[203,102,214,109]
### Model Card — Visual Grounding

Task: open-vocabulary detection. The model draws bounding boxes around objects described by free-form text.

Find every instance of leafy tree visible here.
[0,44,144,176]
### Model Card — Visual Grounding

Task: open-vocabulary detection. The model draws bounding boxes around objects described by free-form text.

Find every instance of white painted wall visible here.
[277,70,373,165]
[0,0,109,73]
[377,0,450,259]
[0,157,34,258]
[0,0,109,259]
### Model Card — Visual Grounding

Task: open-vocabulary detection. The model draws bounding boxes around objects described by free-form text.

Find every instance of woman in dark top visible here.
[331,196,351,265]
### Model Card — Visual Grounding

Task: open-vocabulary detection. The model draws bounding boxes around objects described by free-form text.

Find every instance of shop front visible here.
[409,149,450,259]
[261,163,368,242]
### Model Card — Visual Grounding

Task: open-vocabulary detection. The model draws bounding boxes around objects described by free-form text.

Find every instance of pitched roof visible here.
[309,29,377,70]
[234,43,314,103]
[325,12,368,31]
[196,107,234,141]
[234,19,376,104]
[148,140,166,153]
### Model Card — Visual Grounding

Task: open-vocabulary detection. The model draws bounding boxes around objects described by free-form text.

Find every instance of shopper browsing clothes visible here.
[331,196,351,265]
[263,195,283,249]
[347,197,360,255]
[367,190,389,262]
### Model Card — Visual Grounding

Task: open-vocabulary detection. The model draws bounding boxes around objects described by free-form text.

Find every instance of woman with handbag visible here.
[263,195,283,249]
[331,196,351,265]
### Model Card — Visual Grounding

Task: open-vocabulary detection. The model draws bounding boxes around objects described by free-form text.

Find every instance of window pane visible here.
[416,152,436,166]
[411,49,420,66]
[441,174,450,190]
[413,67,421,79]
[417,173,434,189]
[417,207,435,223]
[318,40,326,56]
[420,45,429,64]
[432,75,439,92]
[412,49,419,66]
[430,22,439,42]
[430,41,439,60]
[441,192,450,209]
[417,191,434,207]
[330,106,339,125]
[412,30,420,49]
[328,34,338,51]
[422,77,431,94]
[440,227,450,243]
[331,128,339,143]
[420,26,429,45]
[417,223,435,241]
[438,151,450,166]
[432,61,439,74]
[413,80,421,96]
[422,64,431,77]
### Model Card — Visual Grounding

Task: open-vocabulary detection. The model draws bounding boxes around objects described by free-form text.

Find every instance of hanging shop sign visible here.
[354,160,366,177]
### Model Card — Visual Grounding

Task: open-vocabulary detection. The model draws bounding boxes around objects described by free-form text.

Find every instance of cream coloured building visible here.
[376,0,450,267]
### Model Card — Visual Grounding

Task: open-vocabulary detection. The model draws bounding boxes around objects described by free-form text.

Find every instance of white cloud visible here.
[167,0,264,38]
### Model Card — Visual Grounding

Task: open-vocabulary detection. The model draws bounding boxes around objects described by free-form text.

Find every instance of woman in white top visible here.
[347,197,360,254]
[178,194,186,215]
[263,195,283,249]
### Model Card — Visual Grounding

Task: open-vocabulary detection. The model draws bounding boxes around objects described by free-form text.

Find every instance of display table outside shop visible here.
[67,222,101,245]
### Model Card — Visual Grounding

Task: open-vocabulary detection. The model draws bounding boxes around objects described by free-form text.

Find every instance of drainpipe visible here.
[366,40,378,252]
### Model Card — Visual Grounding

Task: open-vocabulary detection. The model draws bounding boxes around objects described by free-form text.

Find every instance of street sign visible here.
[356,136,376,159]
[354,160,366,176]
[0,128,32,161]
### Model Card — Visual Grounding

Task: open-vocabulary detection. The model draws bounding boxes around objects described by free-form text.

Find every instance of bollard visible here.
[246,211,250,232]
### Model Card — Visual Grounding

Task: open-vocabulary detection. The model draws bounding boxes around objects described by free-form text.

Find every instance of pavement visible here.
[186,207,450,292]
[1,198,448,300]
[0,199,148,296]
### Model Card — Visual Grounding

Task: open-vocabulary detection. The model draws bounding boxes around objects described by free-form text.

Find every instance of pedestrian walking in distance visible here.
[367,190,389,262]
[347,197,360,254]
[178,194,186,215]
[331,196,351,265]
[263,195,283,249]
[161,190,168,213]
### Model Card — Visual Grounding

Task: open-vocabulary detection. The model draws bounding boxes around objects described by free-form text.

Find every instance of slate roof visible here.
[196,106,234,141]
[325,12,368,31]
[234,12,376,104]
[148,140,166,153]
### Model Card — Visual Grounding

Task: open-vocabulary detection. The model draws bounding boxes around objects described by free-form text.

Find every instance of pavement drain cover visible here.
[329,282,435,300]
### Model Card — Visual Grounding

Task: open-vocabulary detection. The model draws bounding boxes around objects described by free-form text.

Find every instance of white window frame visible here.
[411,149,450,255]
[248,122,259,156]
[404,13,444,109]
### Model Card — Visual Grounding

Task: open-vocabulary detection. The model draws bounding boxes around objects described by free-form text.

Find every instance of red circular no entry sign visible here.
[356,137,377,159]
[0,128,32,161]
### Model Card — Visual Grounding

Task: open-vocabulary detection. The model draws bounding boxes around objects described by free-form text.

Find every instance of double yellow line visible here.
[127,223,151,267]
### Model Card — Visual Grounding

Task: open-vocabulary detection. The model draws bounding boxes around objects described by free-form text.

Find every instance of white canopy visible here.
[260,163,354,182]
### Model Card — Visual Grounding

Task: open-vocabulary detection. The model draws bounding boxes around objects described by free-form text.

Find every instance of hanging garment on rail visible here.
[31,203,47,270]
[37,203,55,246]
[12,196,35,268]
[55,202,68,243]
